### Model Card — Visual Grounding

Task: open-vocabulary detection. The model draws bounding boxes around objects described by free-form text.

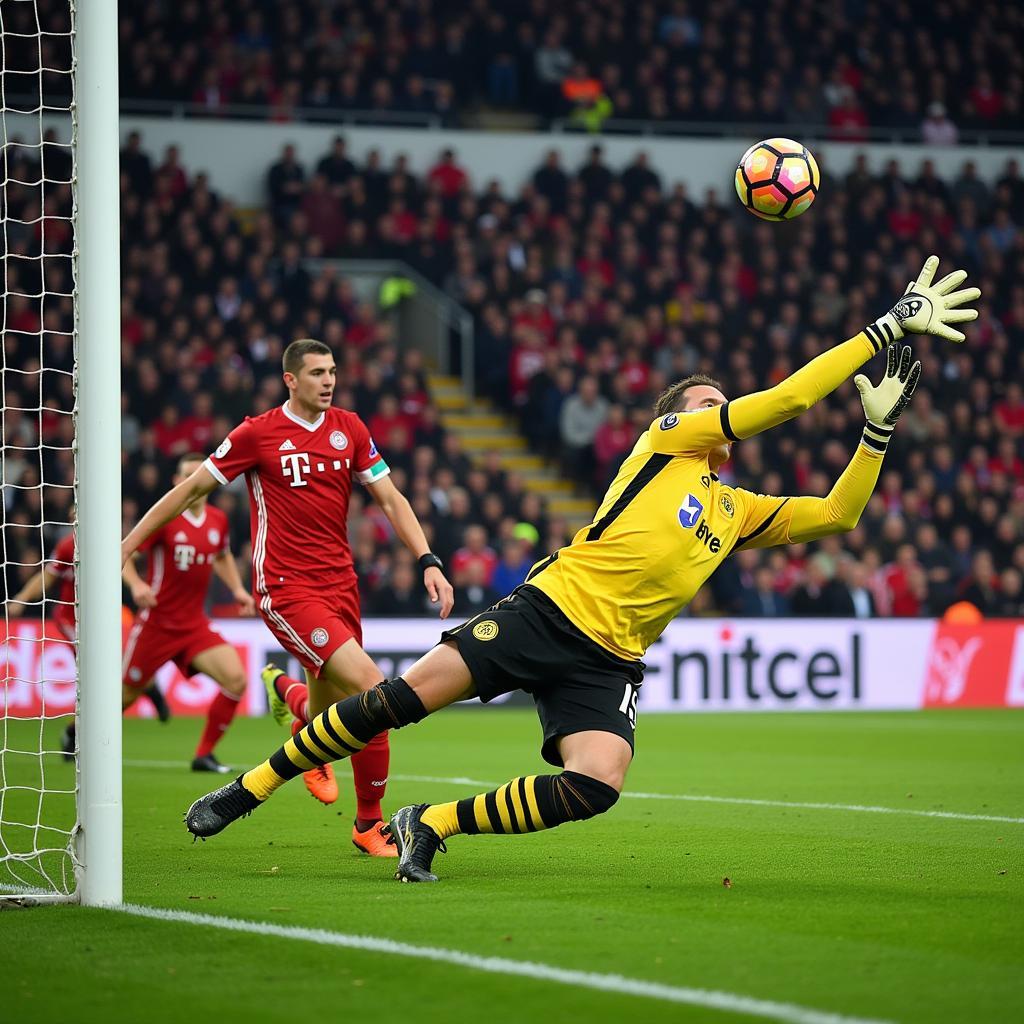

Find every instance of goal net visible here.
[0,0,79,903]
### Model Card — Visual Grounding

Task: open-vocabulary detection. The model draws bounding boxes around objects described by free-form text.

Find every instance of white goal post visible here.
[74,0,122,908]
[0,0,121,907]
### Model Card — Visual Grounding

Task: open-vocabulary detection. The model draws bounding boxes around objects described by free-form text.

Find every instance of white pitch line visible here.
[122,762,1024,825]
[114,902,892,1024]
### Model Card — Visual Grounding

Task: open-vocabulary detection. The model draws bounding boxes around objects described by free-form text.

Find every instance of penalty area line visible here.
[115,902,891,1024]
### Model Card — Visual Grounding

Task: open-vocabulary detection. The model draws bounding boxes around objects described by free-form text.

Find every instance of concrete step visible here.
[442,413,515,431]
[434,393,470,411]
[460,433,527,451]
[521,477,575,495]
[548,497,596,517]
[481,453,546,472]
[428,374,462,389]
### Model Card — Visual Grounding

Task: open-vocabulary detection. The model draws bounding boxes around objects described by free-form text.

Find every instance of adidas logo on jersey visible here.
[174,531,188,541]
[279,439,296,451]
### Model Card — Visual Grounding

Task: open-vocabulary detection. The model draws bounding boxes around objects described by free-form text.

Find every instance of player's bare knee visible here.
[223,672,246,698]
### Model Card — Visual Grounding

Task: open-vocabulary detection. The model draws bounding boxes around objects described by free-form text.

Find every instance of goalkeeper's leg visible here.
[391,732,628,882]
[185,644,475,838]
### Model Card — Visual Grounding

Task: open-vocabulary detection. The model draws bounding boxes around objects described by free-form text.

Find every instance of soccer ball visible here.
[734,138,820,221]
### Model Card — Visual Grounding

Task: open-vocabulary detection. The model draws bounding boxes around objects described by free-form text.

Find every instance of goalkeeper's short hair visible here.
[654,373,724,417]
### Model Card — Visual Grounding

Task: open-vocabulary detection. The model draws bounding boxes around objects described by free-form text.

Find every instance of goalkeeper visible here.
[185,256,979,882]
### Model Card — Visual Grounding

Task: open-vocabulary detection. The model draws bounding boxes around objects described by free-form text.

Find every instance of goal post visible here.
[74,0,122,907]
[0,0,121,907]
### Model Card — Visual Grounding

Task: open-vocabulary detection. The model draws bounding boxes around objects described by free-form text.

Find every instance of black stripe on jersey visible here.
[526,551,558,581]
[586,454,671,542]
[720,402,739,442]
[733,497,791,550]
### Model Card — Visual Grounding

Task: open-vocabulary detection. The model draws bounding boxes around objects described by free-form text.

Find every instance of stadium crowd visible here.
[3,129,1024,620]
[110,0,1023,139]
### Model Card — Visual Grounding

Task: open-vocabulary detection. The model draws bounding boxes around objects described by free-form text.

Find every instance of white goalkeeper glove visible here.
[864,254,980,352]
[853,343,921,453]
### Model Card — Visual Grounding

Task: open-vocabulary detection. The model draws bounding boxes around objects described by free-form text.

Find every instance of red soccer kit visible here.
[48,532,77,646]
[122,505,231,689]
[204,403,390,675]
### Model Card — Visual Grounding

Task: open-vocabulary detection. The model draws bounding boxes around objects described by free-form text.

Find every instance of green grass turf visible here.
[2,709,1022,1024]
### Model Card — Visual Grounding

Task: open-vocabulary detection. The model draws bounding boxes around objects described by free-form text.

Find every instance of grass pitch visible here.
[2,708,1022,1024]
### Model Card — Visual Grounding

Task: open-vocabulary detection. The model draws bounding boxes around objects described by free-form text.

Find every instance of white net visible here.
[0,0,77,901]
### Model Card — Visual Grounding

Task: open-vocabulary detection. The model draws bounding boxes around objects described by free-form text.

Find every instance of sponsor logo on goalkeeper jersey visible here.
[719,493,735,518]
[677,494,703,528]
[659,413,679,430]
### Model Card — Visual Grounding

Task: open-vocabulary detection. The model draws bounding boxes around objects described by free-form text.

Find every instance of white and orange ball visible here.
[734,138,820,221]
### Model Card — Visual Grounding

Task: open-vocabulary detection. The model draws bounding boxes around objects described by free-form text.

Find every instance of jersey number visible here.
[618,683,638,730]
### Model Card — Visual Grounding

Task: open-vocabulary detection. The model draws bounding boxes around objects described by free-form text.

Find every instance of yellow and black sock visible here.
[420,771,619,840]
[244,678,426,800]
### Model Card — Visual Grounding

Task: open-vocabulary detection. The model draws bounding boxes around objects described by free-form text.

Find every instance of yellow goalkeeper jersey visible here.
[528,331,888,661]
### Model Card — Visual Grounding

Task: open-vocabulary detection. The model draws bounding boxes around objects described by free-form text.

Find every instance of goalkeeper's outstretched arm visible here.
[652,255,978,456]
[733,345,922,550]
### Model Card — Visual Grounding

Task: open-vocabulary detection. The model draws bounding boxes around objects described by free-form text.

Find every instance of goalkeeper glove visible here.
[853,344,921,454]
[864,254,980,352]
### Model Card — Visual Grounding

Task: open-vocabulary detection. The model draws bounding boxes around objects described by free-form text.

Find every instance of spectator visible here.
[451,524,498,586]
[921,102,958,146]
[790,556,855,617]
[427,148,469,198]
[958,551,1001,616]
[267,143,304,225]
[559,375,609,483]
[739,566,790,617]
[492,539,534,595]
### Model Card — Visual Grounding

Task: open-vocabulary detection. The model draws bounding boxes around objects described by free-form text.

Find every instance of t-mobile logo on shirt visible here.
[173,544,196,570]
[281,451,312,487]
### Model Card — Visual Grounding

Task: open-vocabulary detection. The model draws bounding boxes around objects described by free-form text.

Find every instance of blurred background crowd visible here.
[2,0,1023,623]
[112,0,1023,140]
[4,127,1023,620]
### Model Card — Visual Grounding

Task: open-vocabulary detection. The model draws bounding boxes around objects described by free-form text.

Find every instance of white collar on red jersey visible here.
[182,507,207,528]
[282,401,325,432]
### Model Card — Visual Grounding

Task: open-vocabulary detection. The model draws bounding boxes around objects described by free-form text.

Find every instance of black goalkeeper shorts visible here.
[440,585,644,767]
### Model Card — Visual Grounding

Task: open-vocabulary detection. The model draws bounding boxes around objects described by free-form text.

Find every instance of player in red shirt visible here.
[120,452,256,772]
[120,339,454,856]
[7,529,172,748]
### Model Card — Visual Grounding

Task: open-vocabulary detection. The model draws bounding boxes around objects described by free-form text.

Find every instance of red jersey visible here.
[138,505,228,628]
[48,532,76,638]
[204,403,389,595]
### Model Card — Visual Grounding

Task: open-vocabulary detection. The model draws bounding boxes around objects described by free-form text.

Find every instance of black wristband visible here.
[419,553,444,573]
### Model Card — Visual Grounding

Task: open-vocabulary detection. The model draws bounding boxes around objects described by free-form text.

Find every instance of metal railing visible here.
[549,116,1024,146]
[120,98,444,129]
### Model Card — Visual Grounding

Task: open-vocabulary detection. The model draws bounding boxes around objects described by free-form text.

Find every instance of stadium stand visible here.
[3,129,1022,619]
[111,0,1023,139]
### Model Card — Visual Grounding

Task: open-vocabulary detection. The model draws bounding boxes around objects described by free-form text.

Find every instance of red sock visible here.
[351,731,389,823]
[195,691,241,758]
[274,674,309,723]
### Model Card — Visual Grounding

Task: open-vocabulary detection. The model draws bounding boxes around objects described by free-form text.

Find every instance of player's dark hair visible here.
[283,338,332,376]
[654,374,724,417]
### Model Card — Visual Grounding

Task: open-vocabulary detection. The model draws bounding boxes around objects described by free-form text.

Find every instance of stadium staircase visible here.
[428,374,595,535]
